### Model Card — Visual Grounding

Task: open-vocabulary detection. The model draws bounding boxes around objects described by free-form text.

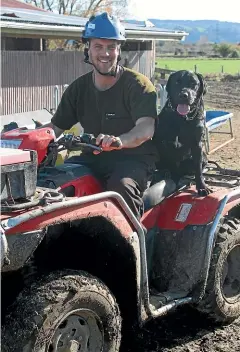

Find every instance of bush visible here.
[229,50,240,58]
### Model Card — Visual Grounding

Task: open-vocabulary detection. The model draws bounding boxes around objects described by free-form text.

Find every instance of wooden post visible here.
[194,64,197,73]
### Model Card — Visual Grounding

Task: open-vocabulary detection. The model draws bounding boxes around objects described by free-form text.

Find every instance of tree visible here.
[214,43,232,58]
[23,0,130,50]
[24,0,128,16]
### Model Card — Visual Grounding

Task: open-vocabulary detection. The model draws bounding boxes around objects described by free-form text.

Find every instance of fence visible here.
[155,84,168,112]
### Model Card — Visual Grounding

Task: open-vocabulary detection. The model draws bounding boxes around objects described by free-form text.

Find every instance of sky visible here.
[127,0,240,23]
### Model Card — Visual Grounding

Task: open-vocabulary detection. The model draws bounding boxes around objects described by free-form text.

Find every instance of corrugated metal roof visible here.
[1,7,188,41]
[1,7,87,26]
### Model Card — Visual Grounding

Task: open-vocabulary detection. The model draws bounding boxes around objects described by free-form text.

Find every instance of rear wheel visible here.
[2,270,122,352]
[196,217,240,323]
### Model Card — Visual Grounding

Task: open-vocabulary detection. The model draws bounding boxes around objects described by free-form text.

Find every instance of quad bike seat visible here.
[143,178,177,211]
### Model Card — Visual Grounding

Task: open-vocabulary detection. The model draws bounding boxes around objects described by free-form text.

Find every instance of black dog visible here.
[153,70,210,196]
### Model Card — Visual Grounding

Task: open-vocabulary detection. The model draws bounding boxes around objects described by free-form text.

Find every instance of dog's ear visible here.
[196,73,207,96]
[166,73,174,94]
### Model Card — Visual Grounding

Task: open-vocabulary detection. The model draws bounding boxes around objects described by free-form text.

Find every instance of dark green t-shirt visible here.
[51,67,158,161]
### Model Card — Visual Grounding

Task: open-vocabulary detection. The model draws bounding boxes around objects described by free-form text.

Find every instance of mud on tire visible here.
[196,217,240,324]
[2,270,122,352]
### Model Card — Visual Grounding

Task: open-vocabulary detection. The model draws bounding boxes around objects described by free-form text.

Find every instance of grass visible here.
[156,58,240,75]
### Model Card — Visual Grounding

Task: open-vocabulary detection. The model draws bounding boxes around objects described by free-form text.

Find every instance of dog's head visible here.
[166,70,207,116]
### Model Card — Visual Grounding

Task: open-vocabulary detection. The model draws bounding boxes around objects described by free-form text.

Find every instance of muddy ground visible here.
[122,307,240,352]
[122,79,240,352]
[205,79,240,169]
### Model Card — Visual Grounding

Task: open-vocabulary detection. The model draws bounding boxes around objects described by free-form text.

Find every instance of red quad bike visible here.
[1,127,240,352]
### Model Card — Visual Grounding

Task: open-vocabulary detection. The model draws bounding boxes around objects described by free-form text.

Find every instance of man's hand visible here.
[94,134,123,155]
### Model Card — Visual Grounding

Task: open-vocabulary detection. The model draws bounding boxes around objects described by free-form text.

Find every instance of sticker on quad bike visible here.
[175,203,193,222]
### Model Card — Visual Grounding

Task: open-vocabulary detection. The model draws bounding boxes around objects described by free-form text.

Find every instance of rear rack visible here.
[182,161,240,189]
[203,161,240,188]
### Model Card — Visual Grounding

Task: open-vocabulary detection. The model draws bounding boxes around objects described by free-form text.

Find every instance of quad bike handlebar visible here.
[44,132,121,167]
[30,121,121,151]
[1,123,121,168]
[56,133,121,153]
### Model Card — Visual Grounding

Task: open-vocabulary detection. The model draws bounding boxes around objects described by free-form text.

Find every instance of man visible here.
[46,12,158,218]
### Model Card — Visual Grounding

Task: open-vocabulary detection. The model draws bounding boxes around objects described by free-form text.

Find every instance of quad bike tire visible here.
[196,217,240,324]
[2,270,122,352]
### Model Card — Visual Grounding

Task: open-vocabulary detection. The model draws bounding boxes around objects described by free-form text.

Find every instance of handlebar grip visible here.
[110,140,121,148]
[61,134,122,152]
[89,136,121,148]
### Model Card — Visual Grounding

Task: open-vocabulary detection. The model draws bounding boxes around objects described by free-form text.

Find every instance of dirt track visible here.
[122,79,240,352]
[205,79,240,111]
[205,79,240,169]
[122,308,240,352]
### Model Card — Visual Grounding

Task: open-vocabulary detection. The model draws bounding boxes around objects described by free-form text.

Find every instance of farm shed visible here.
[0,0,188,115]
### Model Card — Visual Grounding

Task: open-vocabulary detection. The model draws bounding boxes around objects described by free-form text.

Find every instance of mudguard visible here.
[142,185,240,230]
[1,191,149,323]
[144,186,240,301]
[2,192,135,236]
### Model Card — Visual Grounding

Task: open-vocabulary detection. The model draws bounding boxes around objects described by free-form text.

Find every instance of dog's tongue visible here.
[177,104,190,116]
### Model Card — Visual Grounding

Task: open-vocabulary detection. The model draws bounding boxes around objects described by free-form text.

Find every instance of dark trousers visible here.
[66,154,155,218]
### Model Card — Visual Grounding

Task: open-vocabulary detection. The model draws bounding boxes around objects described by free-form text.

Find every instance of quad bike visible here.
[1,126,240,352]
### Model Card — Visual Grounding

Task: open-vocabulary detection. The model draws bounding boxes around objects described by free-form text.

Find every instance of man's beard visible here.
[90,56,118,76]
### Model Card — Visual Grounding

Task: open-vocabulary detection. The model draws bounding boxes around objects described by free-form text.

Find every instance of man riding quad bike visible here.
[41,12,158,219]
[1,129,240,351]
[1,12,240,352]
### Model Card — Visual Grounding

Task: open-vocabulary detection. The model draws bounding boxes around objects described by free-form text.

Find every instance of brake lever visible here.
[80,143,103,152]
[64,141,103,152]
[91,137,121,149]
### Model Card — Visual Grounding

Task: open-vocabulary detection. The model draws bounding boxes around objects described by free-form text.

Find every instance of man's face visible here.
[88,38,120,75]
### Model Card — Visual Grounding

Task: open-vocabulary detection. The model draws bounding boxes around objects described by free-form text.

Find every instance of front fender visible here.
[1,191,150,324]
[2,192,135,237]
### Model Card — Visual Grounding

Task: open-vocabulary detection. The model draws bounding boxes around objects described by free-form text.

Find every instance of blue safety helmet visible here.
[82,12,126,43]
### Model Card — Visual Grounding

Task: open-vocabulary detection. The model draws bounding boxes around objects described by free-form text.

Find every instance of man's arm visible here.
[118,73,157,148]
[37,122,64,139]
[95,72,157,152]
[120,116,155,148]
[48,81,80,136]
[95,116,155,152]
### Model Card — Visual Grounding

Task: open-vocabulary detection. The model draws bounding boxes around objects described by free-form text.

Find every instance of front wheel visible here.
[196,217,240,324]
[2,270,122,352]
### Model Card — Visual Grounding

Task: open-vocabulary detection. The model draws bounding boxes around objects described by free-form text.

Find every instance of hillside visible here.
[149,19,240,43]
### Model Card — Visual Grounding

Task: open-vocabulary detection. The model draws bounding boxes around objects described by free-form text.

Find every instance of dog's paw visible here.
[197,186,212,197]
